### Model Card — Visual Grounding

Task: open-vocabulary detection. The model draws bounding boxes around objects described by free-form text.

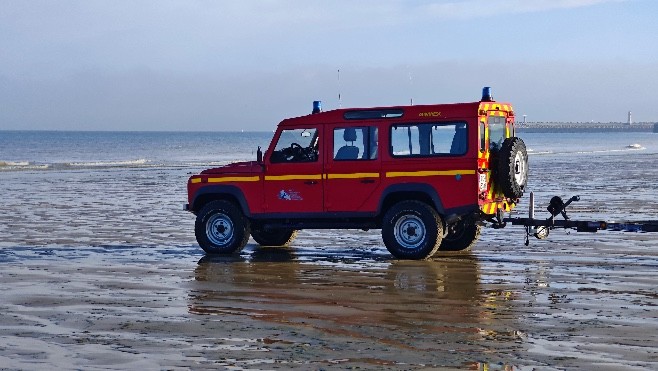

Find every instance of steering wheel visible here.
[286,142,303,160]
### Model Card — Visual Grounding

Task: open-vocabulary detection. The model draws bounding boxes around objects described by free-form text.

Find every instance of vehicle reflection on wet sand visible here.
[189,247,522,369]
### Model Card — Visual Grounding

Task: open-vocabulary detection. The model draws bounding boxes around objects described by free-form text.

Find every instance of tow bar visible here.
[503,192,658,246]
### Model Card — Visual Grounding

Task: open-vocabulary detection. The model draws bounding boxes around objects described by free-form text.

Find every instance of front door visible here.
[324,125,381,212]
[263,126,323,214]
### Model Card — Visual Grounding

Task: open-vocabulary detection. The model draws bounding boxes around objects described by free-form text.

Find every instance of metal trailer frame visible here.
[501,192,658,245]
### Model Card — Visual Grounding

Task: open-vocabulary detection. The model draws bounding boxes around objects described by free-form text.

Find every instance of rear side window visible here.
[390,122,467,157]
[333,126,378,161]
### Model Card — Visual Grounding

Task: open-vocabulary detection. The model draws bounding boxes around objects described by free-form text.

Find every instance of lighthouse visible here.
[628,111,632,125]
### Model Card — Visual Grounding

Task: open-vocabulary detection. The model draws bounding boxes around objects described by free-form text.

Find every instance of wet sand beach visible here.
[0,233,656,370]
[1,133,657,369]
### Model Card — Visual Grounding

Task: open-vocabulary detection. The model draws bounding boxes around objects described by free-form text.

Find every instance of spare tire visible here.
[497,137,528,199]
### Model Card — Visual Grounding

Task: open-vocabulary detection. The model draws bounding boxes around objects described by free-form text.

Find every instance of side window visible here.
[480,120,486,151]
[333,126,378,161]
[270,128,319,163]
[390,122,467,157]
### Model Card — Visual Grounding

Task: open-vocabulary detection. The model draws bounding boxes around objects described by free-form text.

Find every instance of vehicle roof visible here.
[278,100,513,127]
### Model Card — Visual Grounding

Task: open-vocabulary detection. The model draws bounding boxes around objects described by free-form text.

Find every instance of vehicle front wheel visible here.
[251,228,298,247]
[195,200,250,254]
[437,215,481,252]
[382,201,443,260]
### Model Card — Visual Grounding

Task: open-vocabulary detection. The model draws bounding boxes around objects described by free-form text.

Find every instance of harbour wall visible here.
[517,122,657,133]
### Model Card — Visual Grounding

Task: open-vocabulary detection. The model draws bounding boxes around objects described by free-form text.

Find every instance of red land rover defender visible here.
[185,87,528,259]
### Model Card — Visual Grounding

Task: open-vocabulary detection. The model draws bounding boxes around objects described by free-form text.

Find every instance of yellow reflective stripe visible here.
[208,176,260,183]
[386,170,475,178]
[190,178,202,184]
[327,172,379,179]
[265,174,322,181]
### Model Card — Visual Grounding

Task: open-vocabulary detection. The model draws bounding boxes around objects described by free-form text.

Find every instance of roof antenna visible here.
[408,67,413,106]
[337,68,342,108]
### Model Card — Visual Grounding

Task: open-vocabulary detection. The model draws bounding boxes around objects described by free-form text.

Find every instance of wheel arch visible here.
[191,185,251,217]
[377,184,445,217]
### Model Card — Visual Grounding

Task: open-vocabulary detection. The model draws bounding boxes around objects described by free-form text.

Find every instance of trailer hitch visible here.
[503,192,658,245]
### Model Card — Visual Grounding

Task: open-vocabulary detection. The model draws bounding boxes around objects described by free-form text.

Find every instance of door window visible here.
[488,116,506,152]
[270,128,319,163]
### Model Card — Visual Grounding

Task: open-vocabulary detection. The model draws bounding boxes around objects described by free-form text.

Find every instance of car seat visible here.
[450,124,467,155]
[335,128,360,160]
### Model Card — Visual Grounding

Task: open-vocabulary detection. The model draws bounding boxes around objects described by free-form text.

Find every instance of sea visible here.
[1,130,657,249]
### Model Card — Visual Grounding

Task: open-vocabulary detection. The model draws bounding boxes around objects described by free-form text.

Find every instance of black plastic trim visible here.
[191,185,252,217]
[377,183,445,215]
[251,211,376,220]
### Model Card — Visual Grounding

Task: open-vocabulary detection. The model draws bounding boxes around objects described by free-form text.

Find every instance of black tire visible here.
[437,215,481,252]
[251,228,298,247]
[195,200,250,254]
[381,200,443,260]
[498,137,528,199]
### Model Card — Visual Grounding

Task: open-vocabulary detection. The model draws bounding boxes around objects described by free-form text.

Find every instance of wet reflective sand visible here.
[1,145,657,369]
[1,231,656,370]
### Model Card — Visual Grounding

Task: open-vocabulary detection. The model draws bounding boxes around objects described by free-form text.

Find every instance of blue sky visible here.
[1,0,657,130]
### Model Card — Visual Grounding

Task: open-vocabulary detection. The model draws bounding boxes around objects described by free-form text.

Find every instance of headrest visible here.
[343,128,357,142]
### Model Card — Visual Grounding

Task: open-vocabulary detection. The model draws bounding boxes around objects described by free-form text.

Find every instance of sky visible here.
[1,0,657,131]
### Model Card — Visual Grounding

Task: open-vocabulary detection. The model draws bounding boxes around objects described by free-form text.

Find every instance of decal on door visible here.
[278,189,303,201]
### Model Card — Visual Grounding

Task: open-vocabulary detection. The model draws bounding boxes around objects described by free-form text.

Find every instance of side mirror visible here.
[256,146,263,163]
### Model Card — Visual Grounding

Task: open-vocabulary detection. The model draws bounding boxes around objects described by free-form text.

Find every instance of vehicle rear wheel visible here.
[382,200,443,260]
[251,228,298,247]
[437,215,481,252]
[498,137,528,199]
[195,200,250,254]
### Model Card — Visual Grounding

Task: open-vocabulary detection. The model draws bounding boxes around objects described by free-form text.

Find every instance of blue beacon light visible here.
[312,101,322,114]
[481,87,493,102]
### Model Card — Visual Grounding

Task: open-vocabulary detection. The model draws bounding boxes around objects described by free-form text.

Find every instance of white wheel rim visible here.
[206,213,234,246]
[513,151,527,185]
[393,215,426,249]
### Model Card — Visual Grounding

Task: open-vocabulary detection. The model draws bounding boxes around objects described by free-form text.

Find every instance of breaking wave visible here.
[0,159,153,172]
[65,159,149,168]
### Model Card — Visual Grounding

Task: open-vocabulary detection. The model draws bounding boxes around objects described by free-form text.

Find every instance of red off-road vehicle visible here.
[185,88,528,259]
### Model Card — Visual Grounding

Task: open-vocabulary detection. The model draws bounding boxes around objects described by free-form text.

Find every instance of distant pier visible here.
[517,122,657,133]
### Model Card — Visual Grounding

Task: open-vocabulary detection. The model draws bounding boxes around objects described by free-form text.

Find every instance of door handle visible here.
[360,179,375,184]
[304,180,318,185]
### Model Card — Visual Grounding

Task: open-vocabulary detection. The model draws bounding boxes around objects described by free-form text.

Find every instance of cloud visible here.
[419,0,629,19]
[2,60,656,130]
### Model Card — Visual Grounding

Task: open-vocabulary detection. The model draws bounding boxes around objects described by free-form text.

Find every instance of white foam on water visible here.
[0,161,30,166]
[66,159,149,168]
[0,161,50,171]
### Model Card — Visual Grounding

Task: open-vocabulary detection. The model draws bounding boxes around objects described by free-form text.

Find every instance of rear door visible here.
[324,125,381,212]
